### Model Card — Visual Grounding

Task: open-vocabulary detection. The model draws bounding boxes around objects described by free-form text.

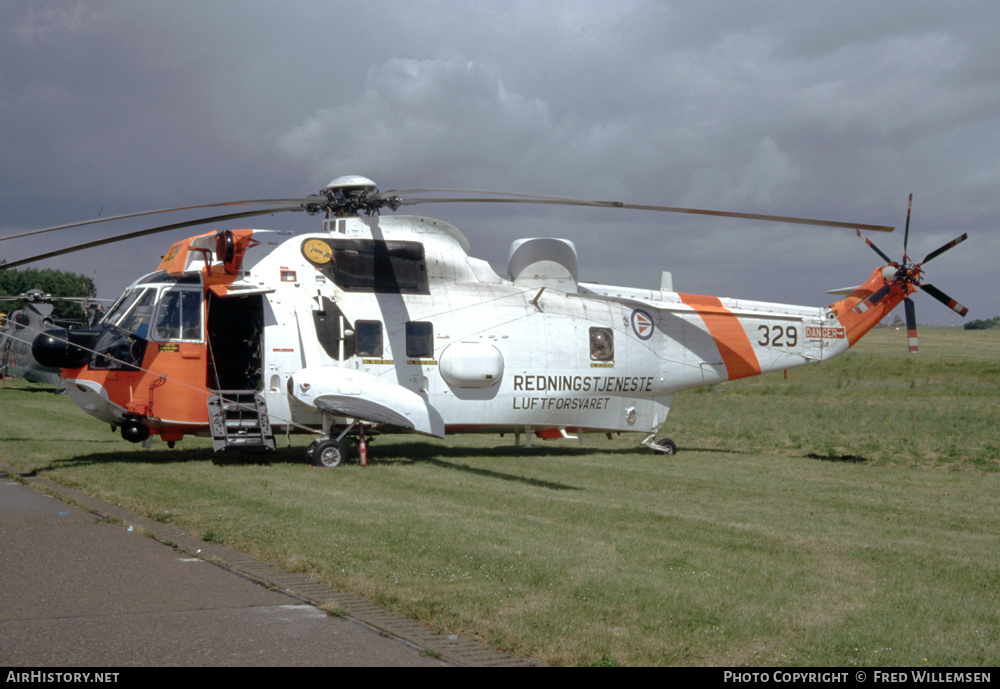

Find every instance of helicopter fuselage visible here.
[46,213,907,450]
[2,298,62,386]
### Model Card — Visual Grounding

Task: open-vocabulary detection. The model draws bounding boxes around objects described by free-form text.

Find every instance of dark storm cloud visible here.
[2,1,997,322]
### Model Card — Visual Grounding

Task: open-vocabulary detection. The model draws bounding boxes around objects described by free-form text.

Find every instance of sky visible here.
[2,0,998,325]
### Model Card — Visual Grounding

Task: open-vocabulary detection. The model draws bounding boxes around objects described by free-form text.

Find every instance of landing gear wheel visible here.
[309,439,348,468]
[656,438,677,455]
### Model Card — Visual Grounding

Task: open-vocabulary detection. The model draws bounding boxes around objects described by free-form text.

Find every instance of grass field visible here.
[1,326,998,666]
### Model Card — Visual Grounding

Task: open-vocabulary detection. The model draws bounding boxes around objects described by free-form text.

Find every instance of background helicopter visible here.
[2,178,969,465]
[1,289,106,386]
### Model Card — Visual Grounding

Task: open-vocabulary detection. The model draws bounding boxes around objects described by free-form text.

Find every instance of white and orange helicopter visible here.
[1,177,968,466]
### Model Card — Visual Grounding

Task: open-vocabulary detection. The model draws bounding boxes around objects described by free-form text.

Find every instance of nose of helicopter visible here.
[32,328,100,369]
[62,376,124,425]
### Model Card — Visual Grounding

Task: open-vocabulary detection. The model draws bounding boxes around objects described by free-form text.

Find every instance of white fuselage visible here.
[228,214,848,438]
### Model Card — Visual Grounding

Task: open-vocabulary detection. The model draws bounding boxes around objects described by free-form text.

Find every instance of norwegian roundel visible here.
[631,309,655,340]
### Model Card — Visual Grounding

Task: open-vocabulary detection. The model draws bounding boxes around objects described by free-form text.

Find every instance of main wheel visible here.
[309,439,347,468]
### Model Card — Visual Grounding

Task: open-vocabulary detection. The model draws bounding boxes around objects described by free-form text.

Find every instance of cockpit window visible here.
[101,274,204,343]
[90,327,147,371]
[115,289,156,339]
[138,271,201,285]
[153,289,202,341]
[102,289,141,326]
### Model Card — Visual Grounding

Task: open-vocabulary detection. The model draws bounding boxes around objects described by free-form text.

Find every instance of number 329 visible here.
[757,325,798,347]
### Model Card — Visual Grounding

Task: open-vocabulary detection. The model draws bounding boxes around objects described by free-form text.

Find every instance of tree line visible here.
[963,316,1000,330]
[0,265,98,321]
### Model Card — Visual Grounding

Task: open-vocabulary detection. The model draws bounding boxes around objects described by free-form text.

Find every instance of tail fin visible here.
[828,267,910,347]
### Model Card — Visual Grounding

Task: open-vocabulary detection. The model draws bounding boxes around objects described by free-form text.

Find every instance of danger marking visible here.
[806,326,846,339]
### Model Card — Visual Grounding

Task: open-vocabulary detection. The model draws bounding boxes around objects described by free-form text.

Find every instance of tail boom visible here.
[828,267,912,347]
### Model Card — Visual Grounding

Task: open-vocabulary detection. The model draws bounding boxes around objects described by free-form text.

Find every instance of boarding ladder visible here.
[207,390,275,452]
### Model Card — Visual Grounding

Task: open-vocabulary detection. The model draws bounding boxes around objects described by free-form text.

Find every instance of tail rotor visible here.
[856,194,968,352]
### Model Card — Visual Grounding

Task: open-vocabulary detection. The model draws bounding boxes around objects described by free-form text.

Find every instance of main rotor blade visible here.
[921,283,969,317]
[904,297,918,353]
[920,233,968,265]
[0,198,318,243]
[0,206,305,271]
[387,190,895,232]
[856,230,895,264]
[0,295,110,303]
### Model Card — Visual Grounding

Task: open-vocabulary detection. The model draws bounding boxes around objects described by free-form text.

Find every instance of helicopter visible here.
[1,177,969,466]
[1,289,106,386]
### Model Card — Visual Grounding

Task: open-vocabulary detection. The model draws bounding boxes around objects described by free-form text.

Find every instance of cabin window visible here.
[355,320,383,357]
[589,327,614,361]
[405,321,434,359]
[153,289,202,342]
[304,238,429,294]
[313,311,383,360]
[313,297,358,360]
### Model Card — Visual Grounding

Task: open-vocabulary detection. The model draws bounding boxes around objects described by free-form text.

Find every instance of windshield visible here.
[116,288,156,338]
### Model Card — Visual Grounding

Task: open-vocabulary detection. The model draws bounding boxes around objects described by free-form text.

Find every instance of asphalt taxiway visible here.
[0,466,535,667]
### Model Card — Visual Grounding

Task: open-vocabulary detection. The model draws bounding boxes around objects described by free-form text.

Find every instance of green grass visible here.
[675,327,1000,469]
[1,326,998,666]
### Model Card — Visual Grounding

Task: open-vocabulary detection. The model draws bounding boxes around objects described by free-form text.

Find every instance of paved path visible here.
[0,466,535,667]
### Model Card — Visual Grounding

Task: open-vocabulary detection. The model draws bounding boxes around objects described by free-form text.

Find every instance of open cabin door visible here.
[206,292,264,391]
[205,292,273,451]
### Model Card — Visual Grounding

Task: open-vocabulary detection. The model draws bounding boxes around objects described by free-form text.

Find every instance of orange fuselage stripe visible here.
[678,294,761,381]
